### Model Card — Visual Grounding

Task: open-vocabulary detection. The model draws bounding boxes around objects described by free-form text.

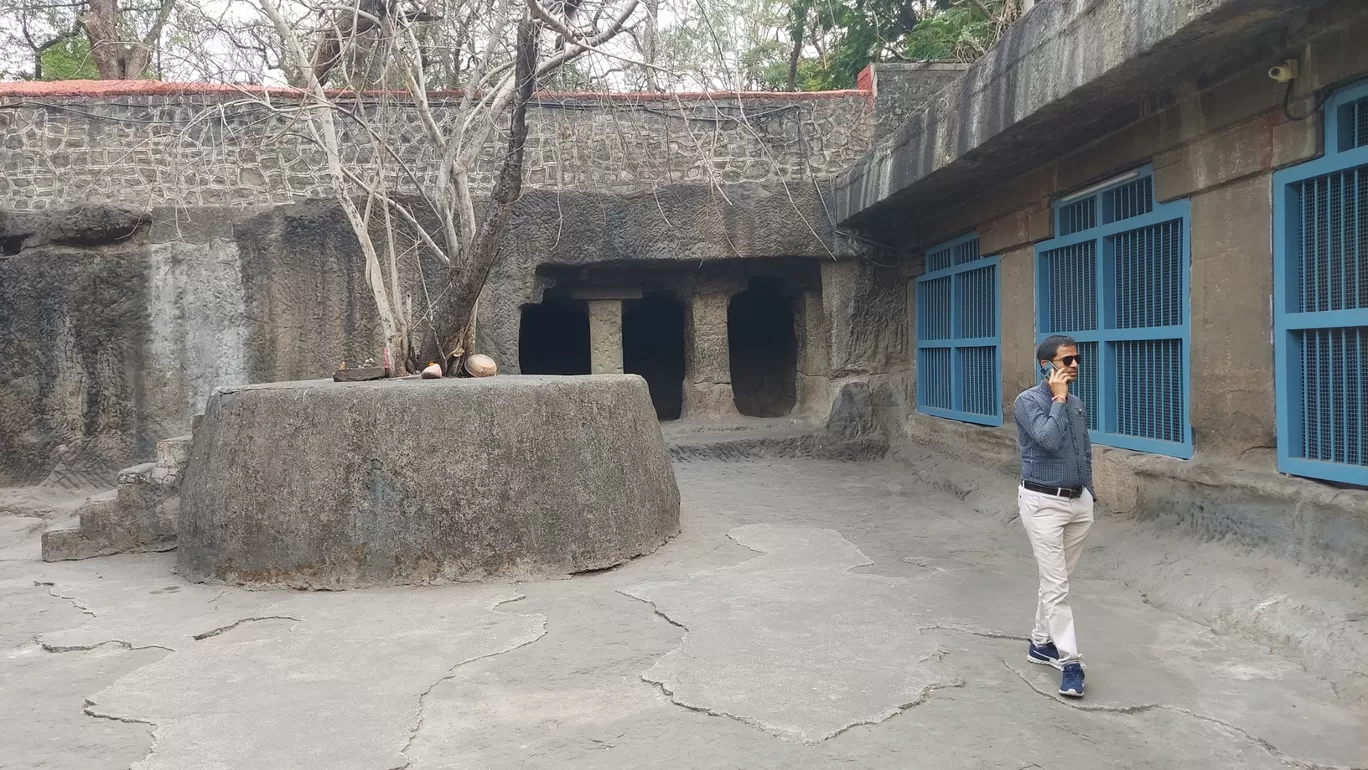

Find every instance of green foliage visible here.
[751,53,831,91]
[902,4,999,60]
[785,0,1013,91]
[39,36,99,81]
[740,39,790,91]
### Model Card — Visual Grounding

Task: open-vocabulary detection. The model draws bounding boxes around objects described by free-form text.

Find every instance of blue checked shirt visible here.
[1013,381,1093,496]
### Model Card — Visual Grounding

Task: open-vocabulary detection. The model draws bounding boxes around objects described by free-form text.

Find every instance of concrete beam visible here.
[570,287,643,301]
[835,0,1336,235]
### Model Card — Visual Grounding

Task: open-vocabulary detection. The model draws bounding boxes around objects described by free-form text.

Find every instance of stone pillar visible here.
[1187,175,1277,463]
[999,244,1038,424]
[820,260,858,377]
[794,290,831,420]
[684,292,739,418]
[588,299,623,375]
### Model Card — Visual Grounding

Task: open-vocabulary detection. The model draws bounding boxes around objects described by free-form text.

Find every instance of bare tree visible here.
[253,0,649,374]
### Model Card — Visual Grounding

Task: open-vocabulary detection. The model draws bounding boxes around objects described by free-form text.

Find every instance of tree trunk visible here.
[79,0,172,79]
[786,1,810,92]
[311,3,386,85]
[643,0,659,91]
[81,0,149,78]
[421,16,538,373]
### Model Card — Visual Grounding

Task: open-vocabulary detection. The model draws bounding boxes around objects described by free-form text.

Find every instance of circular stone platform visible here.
[177,375,680,588]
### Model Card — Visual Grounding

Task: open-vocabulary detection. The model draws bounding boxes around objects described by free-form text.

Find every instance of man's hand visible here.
[1046,366,1070,400]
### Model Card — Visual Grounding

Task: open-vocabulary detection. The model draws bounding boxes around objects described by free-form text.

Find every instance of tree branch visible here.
[258,0,408,367]
[141,0,179,48]
[429,13,539,364]
[522,0,669,74]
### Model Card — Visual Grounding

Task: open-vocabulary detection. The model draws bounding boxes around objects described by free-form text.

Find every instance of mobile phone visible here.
[1041,361,1056,377]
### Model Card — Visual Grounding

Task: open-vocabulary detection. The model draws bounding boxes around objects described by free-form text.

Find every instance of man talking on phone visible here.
[1012,335,1093,698]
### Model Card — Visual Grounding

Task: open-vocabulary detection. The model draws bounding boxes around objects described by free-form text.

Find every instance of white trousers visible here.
[1018,486,1094,662]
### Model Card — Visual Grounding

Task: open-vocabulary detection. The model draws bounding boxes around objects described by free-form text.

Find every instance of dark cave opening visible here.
[624,294,686,420]
[727,280,797,418]
[519,292,591,375]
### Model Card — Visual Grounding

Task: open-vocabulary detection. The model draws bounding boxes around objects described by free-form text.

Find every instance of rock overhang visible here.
[834,0,1329,240]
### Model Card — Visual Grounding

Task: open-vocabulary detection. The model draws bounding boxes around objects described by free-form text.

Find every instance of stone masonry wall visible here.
[0,84,873,211]
[860,63,969,139]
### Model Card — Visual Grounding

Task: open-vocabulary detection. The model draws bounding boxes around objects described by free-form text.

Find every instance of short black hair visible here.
[1036,335,1077,364]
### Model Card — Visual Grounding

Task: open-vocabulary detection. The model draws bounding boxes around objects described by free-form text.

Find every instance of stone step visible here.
[117,462,157,485]
[40,440,189,563]
[40,528,97,561]
[43,491,140,561]
[667,426,887,463]
[83,489,118,506]
[77,494,136,543]
[156,435,193,470]
[117,456,184,490]
[43,483,179,562]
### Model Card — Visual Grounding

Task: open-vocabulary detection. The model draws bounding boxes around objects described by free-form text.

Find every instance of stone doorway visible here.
[728,279,797,417]
[624,294,686,420]
[519,292,591,374]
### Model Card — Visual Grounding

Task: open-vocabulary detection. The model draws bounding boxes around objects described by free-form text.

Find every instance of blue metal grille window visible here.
[1058,198,1096,236]
[1105,175,1154,223]
[1337,94,1368,152]
[1274,80,1368,486]
[916,233,1002,426]
[926,245,954,273]
[1035,165,1193,457]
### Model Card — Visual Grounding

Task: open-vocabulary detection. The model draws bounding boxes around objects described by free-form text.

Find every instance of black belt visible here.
[1022,480,1084,499]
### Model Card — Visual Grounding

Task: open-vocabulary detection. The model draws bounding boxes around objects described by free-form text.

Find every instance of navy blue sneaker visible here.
[1027,641,1061,668]
[1059,662,1085,698]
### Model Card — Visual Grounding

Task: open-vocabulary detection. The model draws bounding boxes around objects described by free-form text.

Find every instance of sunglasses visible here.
[1054,355,1082,366]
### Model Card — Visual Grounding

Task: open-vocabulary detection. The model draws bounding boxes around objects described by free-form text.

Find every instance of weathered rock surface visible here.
[178,375,680,588]
[0,189,840,485]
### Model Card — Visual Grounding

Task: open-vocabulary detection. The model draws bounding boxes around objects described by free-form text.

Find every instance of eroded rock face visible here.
[177,375,680,588]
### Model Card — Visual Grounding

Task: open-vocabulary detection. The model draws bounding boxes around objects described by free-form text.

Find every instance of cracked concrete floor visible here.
[2,457,1365,770]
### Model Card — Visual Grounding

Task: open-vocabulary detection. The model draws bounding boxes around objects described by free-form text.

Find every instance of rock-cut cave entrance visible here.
[519,291,591,375]
[728,279,797,417]
[623,293,686,420]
